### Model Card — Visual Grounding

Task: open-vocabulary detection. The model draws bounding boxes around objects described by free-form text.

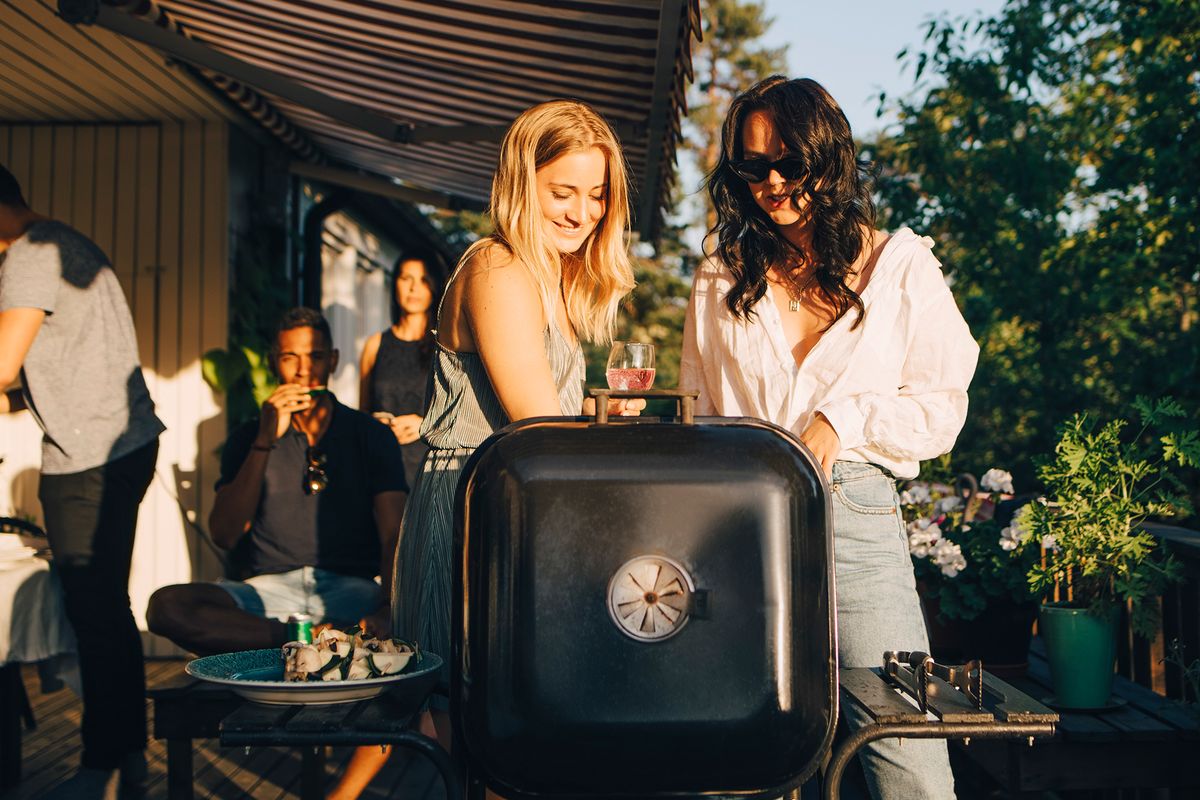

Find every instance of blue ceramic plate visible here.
[185,648,443,705]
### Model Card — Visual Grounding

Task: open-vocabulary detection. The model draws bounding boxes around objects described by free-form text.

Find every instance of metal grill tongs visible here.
[883,650,983,712]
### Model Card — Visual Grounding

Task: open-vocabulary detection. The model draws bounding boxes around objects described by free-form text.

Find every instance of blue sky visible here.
[759,0,1006,138]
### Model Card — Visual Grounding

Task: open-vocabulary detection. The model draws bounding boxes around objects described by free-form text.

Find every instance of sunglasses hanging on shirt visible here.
[304,446,328,495]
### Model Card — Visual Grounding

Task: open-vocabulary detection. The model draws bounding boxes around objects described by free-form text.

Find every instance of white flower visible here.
[900,483,932,505]
[931,538,967,577]
[907,517,941,536]
[998,527,1021,551]
[935,495,964,515]
[980,468,1014,494]
[907,519,942,558]
[1041,533,1058,551]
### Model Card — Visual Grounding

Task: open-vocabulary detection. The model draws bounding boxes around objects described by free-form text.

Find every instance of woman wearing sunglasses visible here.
[681,76,978,800]
[329,99,643,800]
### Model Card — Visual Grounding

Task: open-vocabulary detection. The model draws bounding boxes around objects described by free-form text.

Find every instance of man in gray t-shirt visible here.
[0,164,163,798]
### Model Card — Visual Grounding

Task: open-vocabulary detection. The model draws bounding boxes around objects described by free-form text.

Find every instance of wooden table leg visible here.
[166,738,193,800]
[301,746,326,800]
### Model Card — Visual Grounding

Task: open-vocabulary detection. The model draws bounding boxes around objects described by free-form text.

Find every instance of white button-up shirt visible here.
[680,227,980,480]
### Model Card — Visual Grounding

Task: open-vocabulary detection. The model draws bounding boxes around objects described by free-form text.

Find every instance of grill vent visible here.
[607,555,695,642]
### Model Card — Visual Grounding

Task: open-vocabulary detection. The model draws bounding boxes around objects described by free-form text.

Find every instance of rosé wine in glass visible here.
[605,367,656,390]
[606,342,656,390]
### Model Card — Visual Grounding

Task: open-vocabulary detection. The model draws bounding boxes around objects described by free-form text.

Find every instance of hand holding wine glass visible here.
[606,341,656,390]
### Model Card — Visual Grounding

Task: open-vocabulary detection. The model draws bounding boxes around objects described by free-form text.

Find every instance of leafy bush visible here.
[1025,397,1198,637]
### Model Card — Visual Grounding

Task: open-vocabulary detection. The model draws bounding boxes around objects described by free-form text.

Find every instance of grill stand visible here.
[825,664,1058,800]
[822,720,1056,800]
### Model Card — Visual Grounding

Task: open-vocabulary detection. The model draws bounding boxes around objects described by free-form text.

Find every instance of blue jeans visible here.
[831,461,956,800]
[216,566,382,626]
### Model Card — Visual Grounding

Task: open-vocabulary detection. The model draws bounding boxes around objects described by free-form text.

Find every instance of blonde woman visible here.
[330,99,642,800]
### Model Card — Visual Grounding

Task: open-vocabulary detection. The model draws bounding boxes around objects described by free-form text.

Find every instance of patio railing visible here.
[1123,524,1200,703]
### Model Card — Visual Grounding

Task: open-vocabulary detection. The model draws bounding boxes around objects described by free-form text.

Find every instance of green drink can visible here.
[287,613,314,644]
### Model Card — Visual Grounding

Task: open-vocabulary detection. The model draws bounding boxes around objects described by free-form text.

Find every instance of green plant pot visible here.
[1038,603,1118,709]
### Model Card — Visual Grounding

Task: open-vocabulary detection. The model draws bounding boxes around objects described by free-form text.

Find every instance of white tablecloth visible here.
[0,553,79,692]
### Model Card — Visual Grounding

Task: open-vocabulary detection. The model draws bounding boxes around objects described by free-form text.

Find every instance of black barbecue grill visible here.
[452,390,837,799]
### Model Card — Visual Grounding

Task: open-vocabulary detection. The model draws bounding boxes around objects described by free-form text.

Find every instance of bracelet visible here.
[251,443,274,452]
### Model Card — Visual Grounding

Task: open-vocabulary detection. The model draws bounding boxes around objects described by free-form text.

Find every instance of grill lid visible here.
[454,408,838,798]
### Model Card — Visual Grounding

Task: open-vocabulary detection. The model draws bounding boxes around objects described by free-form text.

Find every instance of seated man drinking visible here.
[148,307,408,654]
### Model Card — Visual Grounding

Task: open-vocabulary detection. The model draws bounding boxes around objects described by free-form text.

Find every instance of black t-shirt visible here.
[217,399,408,579]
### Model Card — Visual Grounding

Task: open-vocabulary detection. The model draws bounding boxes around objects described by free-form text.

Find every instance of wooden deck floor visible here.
[2,659,444,799]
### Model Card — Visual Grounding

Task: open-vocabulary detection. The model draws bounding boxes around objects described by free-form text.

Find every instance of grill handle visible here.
[587,388,699,425]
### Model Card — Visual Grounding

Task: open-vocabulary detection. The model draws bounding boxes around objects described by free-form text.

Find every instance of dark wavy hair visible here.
[389,246,446,365]
[706,76,876,328]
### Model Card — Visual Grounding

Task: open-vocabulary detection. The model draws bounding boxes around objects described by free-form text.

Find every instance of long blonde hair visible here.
[460,100,634,344]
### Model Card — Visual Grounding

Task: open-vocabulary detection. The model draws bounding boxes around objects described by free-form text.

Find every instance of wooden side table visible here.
[951,643,1200,794]
[827,666,1058,800]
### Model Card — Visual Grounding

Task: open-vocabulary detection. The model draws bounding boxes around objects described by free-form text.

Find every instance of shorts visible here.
[216,566,382,626]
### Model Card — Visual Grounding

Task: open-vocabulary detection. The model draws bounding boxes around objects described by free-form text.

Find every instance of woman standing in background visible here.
[359,248,445,487]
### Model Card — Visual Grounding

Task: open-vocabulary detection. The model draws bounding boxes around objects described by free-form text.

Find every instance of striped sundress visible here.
[390,318,584,696]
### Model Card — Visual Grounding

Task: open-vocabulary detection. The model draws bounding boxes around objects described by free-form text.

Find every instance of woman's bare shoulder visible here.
[456,242,544,333]
[360,329,383,360]
[460,240,515,273]
[461,242,538,294]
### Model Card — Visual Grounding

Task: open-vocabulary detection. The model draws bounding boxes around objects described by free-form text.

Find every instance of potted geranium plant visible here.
[1024,397,1197,709]
[901,469,1041,671]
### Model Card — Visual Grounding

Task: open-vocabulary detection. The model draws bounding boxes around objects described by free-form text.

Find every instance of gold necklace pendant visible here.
[788,298,801,313]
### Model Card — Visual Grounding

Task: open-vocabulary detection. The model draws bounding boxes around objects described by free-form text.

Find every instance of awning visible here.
[57,0,701,241]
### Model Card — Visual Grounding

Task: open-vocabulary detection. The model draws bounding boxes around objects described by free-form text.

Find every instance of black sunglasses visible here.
[304,447,328,495]
[729,156,807,183]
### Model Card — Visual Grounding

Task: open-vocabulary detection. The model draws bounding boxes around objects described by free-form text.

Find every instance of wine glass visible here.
[606,341,656,390]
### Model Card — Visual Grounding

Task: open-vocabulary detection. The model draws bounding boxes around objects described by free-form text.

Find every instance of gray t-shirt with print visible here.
[0,220,164,474]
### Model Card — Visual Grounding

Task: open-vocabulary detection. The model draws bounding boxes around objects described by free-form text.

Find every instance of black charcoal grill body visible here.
[453,414,836,799]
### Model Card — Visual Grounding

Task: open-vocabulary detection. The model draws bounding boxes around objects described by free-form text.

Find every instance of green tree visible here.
[869,0,1200,491]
